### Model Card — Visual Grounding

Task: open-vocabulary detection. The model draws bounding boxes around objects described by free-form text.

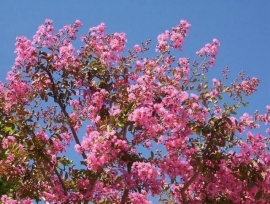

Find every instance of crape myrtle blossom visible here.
[1,18,270,204]
[156,20,191,53]
[196,38,220,67]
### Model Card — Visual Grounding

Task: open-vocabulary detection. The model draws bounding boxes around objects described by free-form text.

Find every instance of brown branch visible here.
[57,101,87,159]
[42,159,69,204]
[27,114,70,200]
[44,67,87,159]
[120,188,129,204]
[54,167,68,196]
[180,140,212,203]
[180,167,201,203]
[38,146,69,202]
[39,165,54,188]
[120,125,130,204]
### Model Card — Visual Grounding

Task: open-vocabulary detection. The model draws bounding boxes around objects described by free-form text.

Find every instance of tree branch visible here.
[180,140,212,203]
[44,67,87,159]
[180,167,201,204]
[120,188,129,204]
[120,125,130,204]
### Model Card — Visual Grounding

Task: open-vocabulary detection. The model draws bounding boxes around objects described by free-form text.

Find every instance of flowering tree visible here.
[0,19,270,204]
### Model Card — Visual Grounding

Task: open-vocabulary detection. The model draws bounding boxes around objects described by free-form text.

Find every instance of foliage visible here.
[0,19,270,203]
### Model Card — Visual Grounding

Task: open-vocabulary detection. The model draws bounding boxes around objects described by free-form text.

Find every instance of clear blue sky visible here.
[1,1,270,202]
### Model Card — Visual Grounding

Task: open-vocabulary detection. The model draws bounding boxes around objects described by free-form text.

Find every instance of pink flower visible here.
[212,78,221,86]
[14,36,36,68]
[180,20,191,30]
[97,23,106,32]
[45,19,53,24]
[133,44,141,53]
[210,89,218,97]
[2,139,9,149]
[266,105,270,113]
[128,192,152,204]
[59,43,75,57]
[196,38,220,67]
[190,93,199,100]
[213,38,220,46]
[74,144,84,154]
[110,105,121,116]
[156,39,169,53]
[74,20,83,27]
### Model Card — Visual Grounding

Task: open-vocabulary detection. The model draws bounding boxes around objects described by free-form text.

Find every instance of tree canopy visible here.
[0,19,269,203]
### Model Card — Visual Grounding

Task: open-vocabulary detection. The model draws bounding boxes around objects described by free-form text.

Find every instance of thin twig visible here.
[44,67,87,159]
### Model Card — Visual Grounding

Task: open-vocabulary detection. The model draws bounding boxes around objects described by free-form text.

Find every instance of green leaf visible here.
[213,165,220,171]
[225,117,233,126]
[116,121,125,127]
[203,83,208,89]
[150,151,154,159]
[255,190,262,200]
[230,110,237,115]
[247,181,255,188]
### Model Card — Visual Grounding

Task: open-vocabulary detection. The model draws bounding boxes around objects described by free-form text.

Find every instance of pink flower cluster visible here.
[128,191,152,204]
[156,20,191,53]
[78,129,128,171]
[4,79,29,112]
[2,18,270,203]
[81,22,127,66]
[33,19,55,47]
[196,38,220,66]
[241,77,260,95]
[14,36,36,69]
[1,196,32,204]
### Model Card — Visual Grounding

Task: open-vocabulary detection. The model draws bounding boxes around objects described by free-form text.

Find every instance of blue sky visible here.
[1,1,270,202]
